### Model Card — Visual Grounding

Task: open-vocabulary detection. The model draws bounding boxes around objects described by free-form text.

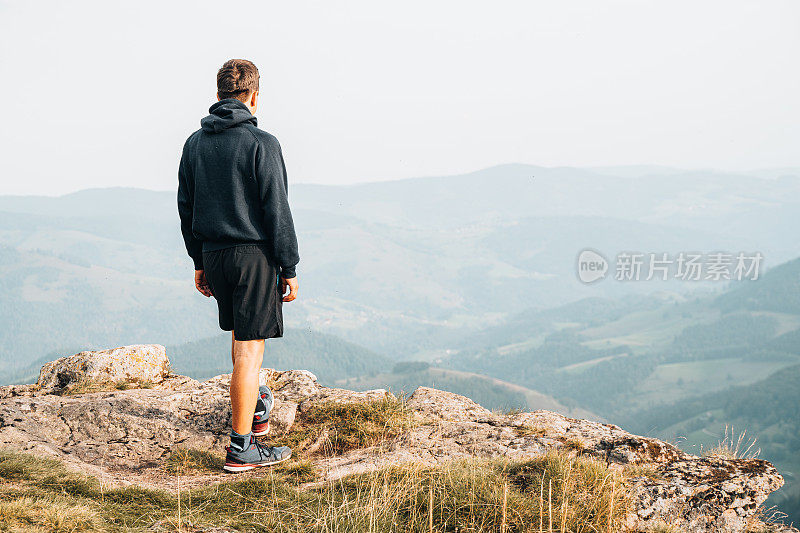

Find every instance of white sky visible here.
[0,0,798,195]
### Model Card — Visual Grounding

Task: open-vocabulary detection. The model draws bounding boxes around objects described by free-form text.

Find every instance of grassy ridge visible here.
[0,448,632,533]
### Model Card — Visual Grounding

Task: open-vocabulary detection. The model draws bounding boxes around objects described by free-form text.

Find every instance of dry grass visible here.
[60,378,154,396]
[280,396,418,457]
[702,425,761,460]
[277,460,318,484]
[0,449,173,532]
[504,450,629,532]
[164,448,224,475]
[0,447,633,532]
[0,493,104,532]
[564,437,588,453]
[745,503,790,533]
[514,424,547,437]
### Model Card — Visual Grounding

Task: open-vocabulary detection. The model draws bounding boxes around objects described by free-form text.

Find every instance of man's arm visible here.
[177,144,205,272]
[255,137,299,300]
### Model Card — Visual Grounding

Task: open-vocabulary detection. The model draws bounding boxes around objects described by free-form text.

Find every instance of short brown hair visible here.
[217,59,260,102]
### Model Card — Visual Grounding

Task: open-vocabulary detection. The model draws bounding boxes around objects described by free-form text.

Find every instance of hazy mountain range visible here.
[1,163,799,522]
[1,164,797,363]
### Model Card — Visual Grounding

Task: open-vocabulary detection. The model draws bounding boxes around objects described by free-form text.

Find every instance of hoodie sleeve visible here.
[177,143,204,270]
[255,137,299,279]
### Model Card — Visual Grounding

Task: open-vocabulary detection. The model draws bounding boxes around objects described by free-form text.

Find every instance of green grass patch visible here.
[632,357,799,408]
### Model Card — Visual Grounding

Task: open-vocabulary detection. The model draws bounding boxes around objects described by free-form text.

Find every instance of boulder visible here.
[37,344,170,392]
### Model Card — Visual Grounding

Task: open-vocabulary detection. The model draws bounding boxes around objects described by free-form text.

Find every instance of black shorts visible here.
[202,244,283,340]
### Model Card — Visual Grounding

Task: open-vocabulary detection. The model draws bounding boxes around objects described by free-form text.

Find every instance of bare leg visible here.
[230,335,265,435]
[230,331,235,367]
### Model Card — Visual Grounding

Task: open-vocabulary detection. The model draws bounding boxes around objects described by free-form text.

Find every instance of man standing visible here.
[178,59,299,472]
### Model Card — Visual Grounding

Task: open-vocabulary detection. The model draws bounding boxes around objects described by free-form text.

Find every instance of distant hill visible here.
[167,329,392,385]
[448,295,660,355]
[443,256,800,416]
[337,363,599,420]
[716,257,800,314]
[0,245,219,383]
[292,164,800,240]
[622,364,800,443]
[6,165,794,364]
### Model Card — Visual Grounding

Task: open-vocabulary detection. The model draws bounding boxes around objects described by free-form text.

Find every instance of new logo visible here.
[577,249,608,283]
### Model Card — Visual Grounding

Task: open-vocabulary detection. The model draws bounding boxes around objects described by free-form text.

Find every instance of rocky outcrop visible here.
[37,344,170,393]
[0,345,791,532]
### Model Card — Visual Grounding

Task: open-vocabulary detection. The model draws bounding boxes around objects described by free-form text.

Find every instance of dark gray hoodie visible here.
[178,99,299,278]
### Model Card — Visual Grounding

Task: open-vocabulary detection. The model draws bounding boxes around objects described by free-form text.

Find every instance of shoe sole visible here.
[223,450,291,472]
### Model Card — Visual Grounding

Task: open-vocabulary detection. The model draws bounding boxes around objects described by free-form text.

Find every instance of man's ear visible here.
[217,93,221,101]
[250,91,258,107]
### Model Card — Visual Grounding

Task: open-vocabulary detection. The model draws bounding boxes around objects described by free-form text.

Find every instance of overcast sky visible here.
[0,0,798,195]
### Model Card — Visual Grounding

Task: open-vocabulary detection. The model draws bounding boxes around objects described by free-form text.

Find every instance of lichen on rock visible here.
[37,344,170,393]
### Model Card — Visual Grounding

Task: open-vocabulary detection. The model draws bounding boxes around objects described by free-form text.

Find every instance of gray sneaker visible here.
[224,439,292,472]
[252,385,274,436]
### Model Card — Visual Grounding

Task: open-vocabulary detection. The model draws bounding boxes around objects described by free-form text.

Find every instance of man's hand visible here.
[195,270,213,297]
[281,276,299,302]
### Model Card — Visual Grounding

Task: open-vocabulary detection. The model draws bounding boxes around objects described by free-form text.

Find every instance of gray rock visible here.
[0,349,790,533]
[37,344,170,392]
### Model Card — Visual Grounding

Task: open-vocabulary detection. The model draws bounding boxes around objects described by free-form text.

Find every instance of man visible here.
[177,59,299,472]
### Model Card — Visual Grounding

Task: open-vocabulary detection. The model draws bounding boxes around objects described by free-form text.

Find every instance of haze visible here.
[0,0,798,195]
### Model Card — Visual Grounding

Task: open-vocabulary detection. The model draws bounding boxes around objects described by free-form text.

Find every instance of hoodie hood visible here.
[200,99,257,133]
